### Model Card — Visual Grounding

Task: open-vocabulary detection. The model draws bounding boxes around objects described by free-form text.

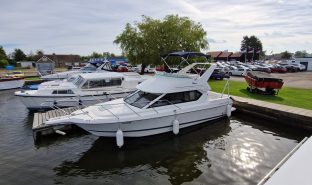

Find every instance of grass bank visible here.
[24,76,41,81]
[209,80,312,110]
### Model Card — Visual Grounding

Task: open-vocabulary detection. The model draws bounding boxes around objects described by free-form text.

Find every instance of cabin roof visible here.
[79,72,124,80]
[136,73,206,94]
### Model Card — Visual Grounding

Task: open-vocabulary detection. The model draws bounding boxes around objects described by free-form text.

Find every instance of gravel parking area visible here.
[230,71,312,89]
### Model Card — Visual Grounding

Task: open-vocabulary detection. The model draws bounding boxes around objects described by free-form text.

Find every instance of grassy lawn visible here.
[24,76,41,81]
[209,80,312,110]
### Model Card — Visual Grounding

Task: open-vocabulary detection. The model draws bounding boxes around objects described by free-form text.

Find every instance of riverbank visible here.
[209,80,312,110]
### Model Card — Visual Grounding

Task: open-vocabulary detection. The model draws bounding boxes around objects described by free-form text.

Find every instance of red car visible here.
[270,65,287,73]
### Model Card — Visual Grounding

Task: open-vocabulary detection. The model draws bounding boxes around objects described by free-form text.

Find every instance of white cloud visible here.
[0,0,311,55]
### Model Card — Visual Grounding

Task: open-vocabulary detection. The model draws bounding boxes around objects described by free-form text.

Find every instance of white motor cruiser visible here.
[45,52,233,147]
[40,60,113,81]
[15,71,145,110]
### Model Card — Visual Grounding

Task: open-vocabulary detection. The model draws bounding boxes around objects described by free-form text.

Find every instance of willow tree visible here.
[114,15,209,73]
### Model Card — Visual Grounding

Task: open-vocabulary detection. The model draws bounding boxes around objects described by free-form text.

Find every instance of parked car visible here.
[270,65,287,73]
[134,65,156,73]
[279,64,299,72]
[229,66,250,76]
[253,65,271,73]
[210,68,226,80]
[112,64,129,72]
[292,63,306,71]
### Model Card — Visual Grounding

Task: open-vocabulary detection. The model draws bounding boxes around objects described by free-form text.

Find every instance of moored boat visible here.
[15,71,146,110]
[40,60,114,81]
[45,52,233,147]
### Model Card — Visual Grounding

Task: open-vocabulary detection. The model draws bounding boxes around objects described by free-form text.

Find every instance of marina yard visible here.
[0,89,310,185]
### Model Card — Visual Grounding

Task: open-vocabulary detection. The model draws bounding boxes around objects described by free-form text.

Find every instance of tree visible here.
[90,52,102,58]
[294,50,308,58]
[114,15,209,74]
[240,35,263,62]
[27,51,35,61]
[36,50,44,56]
[13,48,27,62]
[0,46,8,61]
[280,51,292,59]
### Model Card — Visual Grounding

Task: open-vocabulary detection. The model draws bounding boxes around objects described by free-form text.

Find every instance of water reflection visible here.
[54,119,231,185]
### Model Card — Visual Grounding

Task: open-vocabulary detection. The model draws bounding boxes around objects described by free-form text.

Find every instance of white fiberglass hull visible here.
[72,101,231,137]
[16,92,131,110]
[0,79,25,90]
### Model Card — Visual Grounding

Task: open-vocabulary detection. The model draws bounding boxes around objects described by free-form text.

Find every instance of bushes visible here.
[0,59,9,68]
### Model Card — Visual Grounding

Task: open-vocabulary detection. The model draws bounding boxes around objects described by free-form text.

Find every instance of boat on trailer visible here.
[45,52,233,147]
[245,71,284,95]
[0,76,25,90]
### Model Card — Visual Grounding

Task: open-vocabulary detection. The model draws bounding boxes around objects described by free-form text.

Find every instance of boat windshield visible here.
[124,90,160,109]
[67,76,77,82]
[80,63,98,71]
[73,75,85,87]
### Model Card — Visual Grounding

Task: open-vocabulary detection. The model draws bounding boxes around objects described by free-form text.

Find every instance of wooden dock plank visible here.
[37,113,43,127]
[51,109,57,118]
[33,113,39,128]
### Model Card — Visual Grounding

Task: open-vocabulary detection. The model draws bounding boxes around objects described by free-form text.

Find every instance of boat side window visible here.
[150,90,202,108]
[52,90,74,94]
[89,80,103,89]
[102,78,122,86]
[124,91,160,108]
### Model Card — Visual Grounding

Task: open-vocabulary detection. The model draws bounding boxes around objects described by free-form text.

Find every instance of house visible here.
[208,50,259,62]
[35,54,81,68]
[36,56,55,76]
[217,51,233,61]
[17,61,34,68]
[229,52,244,62]
[207,51,222,61]
[294,57,312,71]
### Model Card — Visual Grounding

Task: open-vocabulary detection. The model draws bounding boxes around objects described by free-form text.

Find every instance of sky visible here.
[0,0,312,56]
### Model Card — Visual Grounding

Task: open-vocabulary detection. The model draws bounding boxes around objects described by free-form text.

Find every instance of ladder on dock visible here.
[32,106,83,141]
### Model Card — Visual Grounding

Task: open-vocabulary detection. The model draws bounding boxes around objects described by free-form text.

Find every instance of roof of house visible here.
[218,52,233,58]
[207,51,222,58]
[230,52,243,58]
[36,56,55,63]
[35,54,80,63]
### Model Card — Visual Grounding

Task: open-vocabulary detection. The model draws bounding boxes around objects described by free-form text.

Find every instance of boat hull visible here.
[16,92,131,110]
[0,79,25,90]
[75,103,230,137]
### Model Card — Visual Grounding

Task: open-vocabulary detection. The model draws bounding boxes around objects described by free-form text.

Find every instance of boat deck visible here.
[259,137,312,185]
[32,106,84,141]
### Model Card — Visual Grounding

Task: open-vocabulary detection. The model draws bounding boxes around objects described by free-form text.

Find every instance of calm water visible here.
[0,89,310,185]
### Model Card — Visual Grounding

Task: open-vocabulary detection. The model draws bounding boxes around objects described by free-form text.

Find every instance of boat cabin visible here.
[73,73,124,90]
